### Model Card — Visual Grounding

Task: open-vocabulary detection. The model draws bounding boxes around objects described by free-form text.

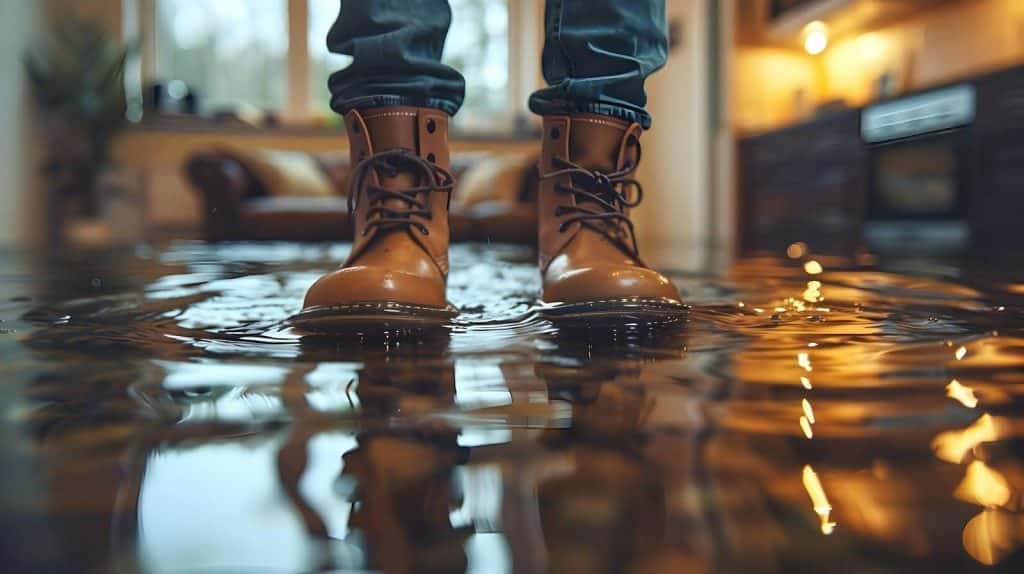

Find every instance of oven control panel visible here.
[862,84,976,143]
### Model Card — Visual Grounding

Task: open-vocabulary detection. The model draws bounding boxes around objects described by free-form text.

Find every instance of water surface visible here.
[2,241,1023,573]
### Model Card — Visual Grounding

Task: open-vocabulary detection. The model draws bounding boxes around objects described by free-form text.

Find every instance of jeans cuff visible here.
[528,97,653,129]
[331,95,459,117]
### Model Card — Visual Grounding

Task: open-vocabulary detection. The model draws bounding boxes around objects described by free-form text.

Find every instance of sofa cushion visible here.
[452,152,537,210]
[223,147,337,198]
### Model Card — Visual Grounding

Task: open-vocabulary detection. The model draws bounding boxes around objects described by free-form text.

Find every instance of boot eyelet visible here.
[426,119,437,134]
[420,226,430,236]
[558,223,568,233]
[427,152,436,163]
[550,127,560,140]
[553,207,564,216]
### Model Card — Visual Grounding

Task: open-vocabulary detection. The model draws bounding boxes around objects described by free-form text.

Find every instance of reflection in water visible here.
[802,465,837,535]
[932,414,1007,464]
[953,461,1011,508]
[3,241,1024,572]
[946,379,979,408]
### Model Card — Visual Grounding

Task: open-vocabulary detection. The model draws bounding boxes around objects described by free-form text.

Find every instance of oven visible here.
[862,84,976,252]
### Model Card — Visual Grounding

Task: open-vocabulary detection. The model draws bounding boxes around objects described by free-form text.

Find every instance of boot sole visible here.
[288,302,458,333]
[537,297,689,323]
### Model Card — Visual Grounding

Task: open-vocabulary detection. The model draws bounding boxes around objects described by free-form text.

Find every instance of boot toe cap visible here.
[303,266,448,310]
[542,265,682,305]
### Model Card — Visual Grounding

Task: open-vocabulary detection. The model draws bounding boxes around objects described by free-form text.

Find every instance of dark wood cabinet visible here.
[972,67,1024,249]
[738,109,866,255]
[975,67,1024,132]
[768,0,821,20]
[739,65,1024,257]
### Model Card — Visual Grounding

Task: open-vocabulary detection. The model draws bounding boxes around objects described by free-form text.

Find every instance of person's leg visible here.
[532,0,685,319]
[529,0,667,129]
[295,1,461,331]
[326,0,465,116]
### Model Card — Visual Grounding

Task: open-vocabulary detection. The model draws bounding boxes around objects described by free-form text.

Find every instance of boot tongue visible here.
[568,114,629,172]
[568,115,628,214]
[360,108,421,211]
[363,110,418,154]
[566,114,637,254]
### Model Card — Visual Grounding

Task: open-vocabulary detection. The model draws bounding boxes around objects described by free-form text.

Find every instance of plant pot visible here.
[58,165,146,250]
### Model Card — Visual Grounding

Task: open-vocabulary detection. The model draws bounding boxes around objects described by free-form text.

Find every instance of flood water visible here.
[2,241,1023,573]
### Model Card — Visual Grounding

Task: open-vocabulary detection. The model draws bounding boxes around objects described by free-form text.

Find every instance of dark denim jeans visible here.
[327,0,667,128]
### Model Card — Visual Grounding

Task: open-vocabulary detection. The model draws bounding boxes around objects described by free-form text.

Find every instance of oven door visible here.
[864,128,971,252]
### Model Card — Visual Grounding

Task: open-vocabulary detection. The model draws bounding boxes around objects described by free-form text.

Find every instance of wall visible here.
[822,0,1023,106]
[732,46,822,132]
[0,2,43,247]
[634,0,712,251]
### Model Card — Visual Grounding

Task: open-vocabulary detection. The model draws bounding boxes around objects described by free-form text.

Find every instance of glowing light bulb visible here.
[803,21,829,55]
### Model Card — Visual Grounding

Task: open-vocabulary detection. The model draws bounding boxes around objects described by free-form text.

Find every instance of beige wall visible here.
[634,0,712,249]
[732,46,822,131]
[822,0,1023,105]
[0,1,43,246]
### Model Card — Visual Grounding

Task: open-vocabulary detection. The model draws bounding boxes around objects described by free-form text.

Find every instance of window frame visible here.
[127,0,541,135]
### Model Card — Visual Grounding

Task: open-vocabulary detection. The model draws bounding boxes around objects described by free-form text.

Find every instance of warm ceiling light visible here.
[803,21,829,55]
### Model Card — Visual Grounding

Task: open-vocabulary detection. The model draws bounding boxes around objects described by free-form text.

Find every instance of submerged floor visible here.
[1,241,1023,573]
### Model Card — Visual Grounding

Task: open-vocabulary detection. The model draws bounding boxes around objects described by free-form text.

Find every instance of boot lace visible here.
[348,149,455,236]
[540,137,644,256]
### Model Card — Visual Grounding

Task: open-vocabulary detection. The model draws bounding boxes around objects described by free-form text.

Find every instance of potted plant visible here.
[25,17,136,247]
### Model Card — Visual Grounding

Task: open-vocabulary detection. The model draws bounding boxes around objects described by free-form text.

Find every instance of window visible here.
[308,0,350,117]
[445,0,511,131]
[154,0,289,113]
[137,0,530,133]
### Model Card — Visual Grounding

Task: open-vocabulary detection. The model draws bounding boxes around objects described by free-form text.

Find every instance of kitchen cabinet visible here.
[973,67,1024,249]
[738,109,866,255]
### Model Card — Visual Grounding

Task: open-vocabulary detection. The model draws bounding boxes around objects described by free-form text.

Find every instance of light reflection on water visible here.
[2,241,1023,573]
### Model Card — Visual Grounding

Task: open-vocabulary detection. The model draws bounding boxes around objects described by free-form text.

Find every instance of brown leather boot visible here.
[537,114,685,319]
[292,106,457,331]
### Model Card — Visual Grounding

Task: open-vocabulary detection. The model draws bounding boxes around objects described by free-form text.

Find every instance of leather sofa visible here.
[185,148,539,243]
